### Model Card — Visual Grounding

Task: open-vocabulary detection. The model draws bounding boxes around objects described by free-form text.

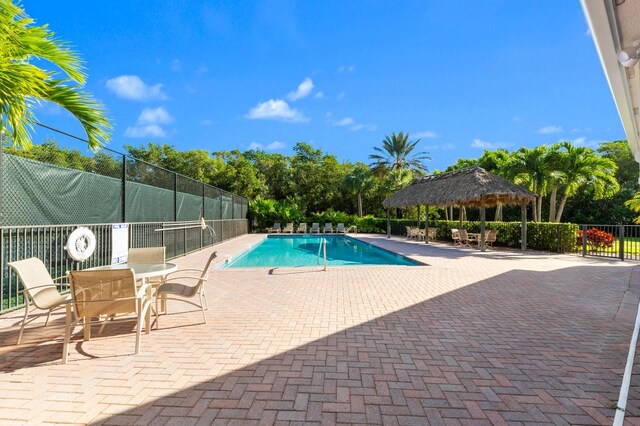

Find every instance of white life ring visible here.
[65,227,97,261]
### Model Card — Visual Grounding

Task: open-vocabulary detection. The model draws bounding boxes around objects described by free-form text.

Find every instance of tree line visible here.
[4,134,639,225]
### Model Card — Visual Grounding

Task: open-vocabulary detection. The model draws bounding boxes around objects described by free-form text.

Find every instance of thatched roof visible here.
[383,166,536,208]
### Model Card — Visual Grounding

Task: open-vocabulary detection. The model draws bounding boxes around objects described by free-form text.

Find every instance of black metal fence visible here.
[0,219,247,312]
[573,224,640,261]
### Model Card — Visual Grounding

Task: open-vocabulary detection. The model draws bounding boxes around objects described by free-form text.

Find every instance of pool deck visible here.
[1,233,640,424]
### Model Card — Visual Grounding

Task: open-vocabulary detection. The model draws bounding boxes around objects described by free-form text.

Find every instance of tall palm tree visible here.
[0,0,110,149]
[553,143,619,222]
[369,132,430,174]
[343,163,374,217]
[546,143,568,222]
[506,146,550,222]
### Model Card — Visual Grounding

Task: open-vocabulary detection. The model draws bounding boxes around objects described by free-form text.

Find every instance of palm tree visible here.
[343,163,374,217]
[553,143,619,222]
[0,0,110,149]
[506,146,550,222]
[369,132,430,174]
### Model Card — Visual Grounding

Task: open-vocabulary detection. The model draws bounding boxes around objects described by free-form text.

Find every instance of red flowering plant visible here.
[576,228,615,249]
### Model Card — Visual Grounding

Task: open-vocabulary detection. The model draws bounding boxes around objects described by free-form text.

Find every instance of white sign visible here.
[111,223,129,265]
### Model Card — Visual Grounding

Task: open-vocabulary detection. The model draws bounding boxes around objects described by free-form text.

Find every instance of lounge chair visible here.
[8,258,70,345]
[346,225,358,233]
[297,223,308,233]
[282,223,294,233]
[324,223,333,233]
[64,269,152,363]
[336,223,346,233]
[155,251,217,329]
[267,223,281,233]
[310,223,320,234]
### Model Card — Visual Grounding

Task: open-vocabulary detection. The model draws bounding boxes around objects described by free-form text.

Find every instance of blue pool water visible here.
[221,235,420,268]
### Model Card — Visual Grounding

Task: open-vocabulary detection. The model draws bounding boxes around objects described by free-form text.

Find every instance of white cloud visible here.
[430,143,456,151]
[287,78,314,101]
[170,59,182,72]
[413,131,438,139]
[195,65,209,75]
[512,116,521,122]
[124,124,167,138]
[585,27,591,36]
[267,141,285,150]
[247,141,286,151]
[105,75,167,101]
[571,137,586,146]
[337,92,346,100]
[314,91,324,99]
[201,119,212,126]
[471,138,512,149]
[330,116,376,131]
[338,65,355,73]
[332,117,355,127]
[538,125,562,134]
[137,107,173,125]
[246,99,309,122]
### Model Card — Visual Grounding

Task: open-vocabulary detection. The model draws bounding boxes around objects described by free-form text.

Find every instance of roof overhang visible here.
[581,0,640,164]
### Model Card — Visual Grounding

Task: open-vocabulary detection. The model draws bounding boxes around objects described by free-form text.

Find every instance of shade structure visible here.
[383,166,537,251]
[383,166,536,209]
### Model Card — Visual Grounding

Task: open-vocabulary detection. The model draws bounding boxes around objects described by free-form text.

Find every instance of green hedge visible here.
[263,216,580,253]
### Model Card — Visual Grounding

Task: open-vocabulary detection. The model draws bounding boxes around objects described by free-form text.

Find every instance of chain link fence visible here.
[0,127,249,313]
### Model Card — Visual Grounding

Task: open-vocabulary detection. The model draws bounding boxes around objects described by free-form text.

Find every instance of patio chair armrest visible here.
[136,283,152,299]
[161,276,208,286]
[18,283,64,293]
[163,269,205,279]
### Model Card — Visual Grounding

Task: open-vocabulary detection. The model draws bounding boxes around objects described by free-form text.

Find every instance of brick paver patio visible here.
[1,233,640,425]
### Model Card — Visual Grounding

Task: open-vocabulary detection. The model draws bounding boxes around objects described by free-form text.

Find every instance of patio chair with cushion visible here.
[64,269,152,363]
[310,223,320,234]
[8,258,70,345]
[282,223,294,233]
[336,223,346,233]
[297,223,308,233]
[154,251,217,328]
[267,223,281,233]
[324,223,333,233]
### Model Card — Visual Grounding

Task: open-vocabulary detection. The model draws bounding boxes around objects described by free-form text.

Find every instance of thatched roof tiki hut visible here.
[383,167,537,251]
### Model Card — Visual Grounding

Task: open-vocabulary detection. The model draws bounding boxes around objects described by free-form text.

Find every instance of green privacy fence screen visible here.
[1,150,248,226]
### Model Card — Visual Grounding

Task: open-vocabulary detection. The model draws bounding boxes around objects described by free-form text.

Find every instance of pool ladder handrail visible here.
[316,237,327,271]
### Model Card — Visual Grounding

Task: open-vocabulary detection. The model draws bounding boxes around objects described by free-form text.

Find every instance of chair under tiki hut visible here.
[382,167,537,251]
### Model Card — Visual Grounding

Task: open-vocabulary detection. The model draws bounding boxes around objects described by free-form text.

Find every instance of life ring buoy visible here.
[65,227,97,261]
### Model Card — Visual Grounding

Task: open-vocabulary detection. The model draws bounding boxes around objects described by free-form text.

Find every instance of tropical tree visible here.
[506,146,550,222]
[369,132,430,174]
[552,143,619,222]
[0,0,110,149]
[343,163,375,217]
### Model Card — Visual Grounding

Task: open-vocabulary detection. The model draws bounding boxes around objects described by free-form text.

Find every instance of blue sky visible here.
[27,0,624,171]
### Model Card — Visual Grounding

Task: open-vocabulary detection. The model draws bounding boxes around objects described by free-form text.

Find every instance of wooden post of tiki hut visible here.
[386,208,391,238]
[425,204,429,244]
[521,201,527,251]
[479,197,486,252]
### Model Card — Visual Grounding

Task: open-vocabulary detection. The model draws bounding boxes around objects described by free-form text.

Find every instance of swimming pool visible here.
[220,235,421,268]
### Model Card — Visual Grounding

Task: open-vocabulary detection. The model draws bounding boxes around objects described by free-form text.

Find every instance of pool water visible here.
[221,235,420,268]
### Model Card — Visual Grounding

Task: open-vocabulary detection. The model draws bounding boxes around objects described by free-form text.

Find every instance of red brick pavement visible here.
[0,234,638,425]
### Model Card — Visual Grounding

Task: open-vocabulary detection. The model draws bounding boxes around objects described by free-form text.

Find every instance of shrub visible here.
[576,228,615,248]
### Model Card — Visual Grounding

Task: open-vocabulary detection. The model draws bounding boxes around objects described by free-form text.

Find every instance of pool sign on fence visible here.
[111,223,129,264]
